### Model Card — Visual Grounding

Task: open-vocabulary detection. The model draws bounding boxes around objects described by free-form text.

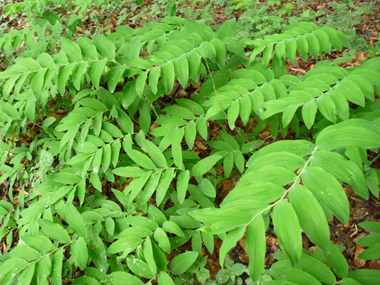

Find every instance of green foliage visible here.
[0,2,380,285]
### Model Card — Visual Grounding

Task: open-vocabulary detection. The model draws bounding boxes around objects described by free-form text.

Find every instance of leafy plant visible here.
[0,3,380,285]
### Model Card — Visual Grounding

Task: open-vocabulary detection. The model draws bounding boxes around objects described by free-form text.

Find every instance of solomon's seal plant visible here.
[0,7,379,285]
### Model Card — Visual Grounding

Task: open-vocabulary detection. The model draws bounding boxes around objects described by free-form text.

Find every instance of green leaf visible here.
[125,57,153,69]
[42,117,56,129]
[302,100,317,129]
[301,166,350,225]
[223,152,234,178]
[0,101,20,119]
[141,169,162,204]
[126,172,151,204]
[77,37,98,60]
[51,247,64,285]
[297,252,336,284]
[37,255,51,284]
[310,150,368,199]
[173,55,189,88]
[142,139,167,168]
[61,37,82,62]
[0,258,28,278]
[103,121,123,137]
[285,38,297,63]
[177,170,190,204]
[18,262,35,285]
[149,67,160,94]
[196,116,208,140]
[78,98,107,113]
[316,95,336,123]
[158,271,175,285]
[127,149,156,170]
[313,29,331,54]
[31,68,47,98]
[154,227,171,254]
[128,216,159,231]
[288,184,330,251]
[108,236,143,254]
[172,126,184,169]
[21,235,56,253]
[101,144,112,173]
[37,219,71,243]
[162,221,185,237]
[58,63,75,95]
[306,33,320,60]
[262,43,273,67]
[273,199,302,266]
[275,41,286,61]
[227,100,239,130]
[359,221,380,233]
[89,237,109,273]
[246,215,266,281]
[107,64,126,93]
[185,120,196,150]
[109,271,144,285]
[270,265,320,285]
[358,244,380,260]
[219,225,246,267]
[9,245,41,261]
[170,251,198,275]
[88,58,107,88]
[65,203,87,238]
[183,18,214,41]
[161,61,175,94]
[143,237,157,274]
[198,178,216,198]
[165,105,196,120]
[316,122,380,150]
[156,168,174,206]
[127,256,155,279]
[212,38,227,67]
[136,71,147,97]
[111,139,121,167]
[356,233,380,247]
[192,152,226,177]
[72,62,88,90]
[296,35,309,60]
[190,207,251,226]
[347,269,380,285]
[187,50,202,82]
[139,102,151,134]
[72,276,102,285]
[113,166,146,178]
[323,243,349,278]
[222,182,285,207]
[116,107,133,133]
[93,34,115,60]
[72,237,88,270]
[240,95,251,125]
[339,278,362,285]
[217,18,236,40]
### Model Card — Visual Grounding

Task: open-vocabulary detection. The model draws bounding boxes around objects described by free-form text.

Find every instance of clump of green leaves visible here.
[0,3,380,285]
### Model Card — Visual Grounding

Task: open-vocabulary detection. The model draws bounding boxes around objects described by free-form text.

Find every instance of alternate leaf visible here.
[65,202,87,238]
[37,219,71,243]
[273,199,302,266]
[169,251,198,275]
[289,184,330,251]
[301,166,350,225]
[246,215,266,281]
